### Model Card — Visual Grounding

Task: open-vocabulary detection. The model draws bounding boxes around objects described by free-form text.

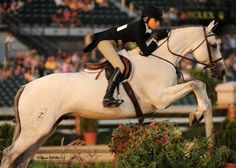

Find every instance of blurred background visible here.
[0,0,236,86]
[0,0,236,160]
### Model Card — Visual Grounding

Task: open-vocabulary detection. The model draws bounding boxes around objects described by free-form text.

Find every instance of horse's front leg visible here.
[151,80,211,126]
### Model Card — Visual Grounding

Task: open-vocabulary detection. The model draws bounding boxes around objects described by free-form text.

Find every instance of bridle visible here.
[152,26,223,72]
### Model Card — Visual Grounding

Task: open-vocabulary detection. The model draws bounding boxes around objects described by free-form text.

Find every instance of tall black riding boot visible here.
[103,67,124,107]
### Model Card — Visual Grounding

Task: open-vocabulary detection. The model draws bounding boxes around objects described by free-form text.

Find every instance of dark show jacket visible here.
[83,19,158,56]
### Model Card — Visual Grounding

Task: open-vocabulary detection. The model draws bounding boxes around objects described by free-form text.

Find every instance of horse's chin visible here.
[210,69,226,80]
[215,75,223,80]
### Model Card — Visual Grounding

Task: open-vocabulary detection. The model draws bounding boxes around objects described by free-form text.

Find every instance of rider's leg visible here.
[97,40,125,73]
[97,40,125,107]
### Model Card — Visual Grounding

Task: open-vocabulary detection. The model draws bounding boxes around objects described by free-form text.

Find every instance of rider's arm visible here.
[135,34,158,56]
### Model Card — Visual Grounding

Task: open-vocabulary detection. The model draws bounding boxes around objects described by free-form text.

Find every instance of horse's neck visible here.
[152,27,203,67]
[126,27,204,87]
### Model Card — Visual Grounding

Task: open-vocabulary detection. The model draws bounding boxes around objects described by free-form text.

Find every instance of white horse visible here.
[1,21,226,168]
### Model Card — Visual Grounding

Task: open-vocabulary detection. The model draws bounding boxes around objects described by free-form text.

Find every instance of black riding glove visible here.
[154,29,169,41]
[139,40,159,57]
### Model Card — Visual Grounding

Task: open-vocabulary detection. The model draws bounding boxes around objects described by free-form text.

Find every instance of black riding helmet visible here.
[141,6,163,21]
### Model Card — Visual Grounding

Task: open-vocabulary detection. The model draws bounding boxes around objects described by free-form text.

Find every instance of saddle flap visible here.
[85,49,133,82]
[120,56,132,81]
[85,60,110,70]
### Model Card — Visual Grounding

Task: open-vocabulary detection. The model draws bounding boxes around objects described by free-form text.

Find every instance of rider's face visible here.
[148,18,160,30]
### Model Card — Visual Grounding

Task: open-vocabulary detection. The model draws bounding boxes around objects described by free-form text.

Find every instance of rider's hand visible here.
[155,29,169,41]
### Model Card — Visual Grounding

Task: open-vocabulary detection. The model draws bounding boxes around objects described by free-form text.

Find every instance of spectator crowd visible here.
[0,0,110,27]
[0,0,236,83]
[0,0,24,15]
[52,0,109,27]
[0,48,99,82]
[0,31,100,82]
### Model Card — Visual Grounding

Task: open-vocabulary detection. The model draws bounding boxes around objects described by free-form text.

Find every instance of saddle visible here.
[86,55,132,82]
[85,52,143,121]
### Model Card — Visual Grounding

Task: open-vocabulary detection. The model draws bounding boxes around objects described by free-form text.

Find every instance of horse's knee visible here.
[197,80,206,89]
[190,80,205,90]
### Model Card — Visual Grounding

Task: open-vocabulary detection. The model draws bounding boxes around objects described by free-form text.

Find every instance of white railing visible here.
[0,105,225,135]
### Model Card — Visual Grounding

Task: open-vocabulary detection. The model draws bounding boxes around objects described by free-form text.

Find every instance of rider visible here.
[83,6,167,108]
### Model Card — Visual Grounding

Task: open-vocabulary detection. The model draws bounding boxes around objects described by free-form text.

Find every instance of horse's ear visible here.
[207,20,218,33]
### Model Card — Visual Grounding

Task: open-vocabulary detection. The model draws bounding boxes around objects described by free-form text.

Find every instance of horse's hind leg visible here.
[13,124,58,168]
[1,124,56,168]
[1,133,32,168]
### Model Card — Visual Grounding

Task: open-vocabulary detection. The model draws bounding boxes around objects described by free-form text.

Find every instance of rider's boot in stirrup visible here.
[103,67,124,107]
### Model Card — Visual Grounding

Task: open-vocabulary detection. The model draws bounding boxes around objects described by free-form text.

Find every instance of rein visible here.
[151,26,223,80]
[167,27,223,69]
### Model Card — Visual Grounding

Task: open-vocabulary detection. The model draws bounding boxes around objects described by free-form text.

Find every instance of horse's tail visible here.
[12,85,25,142]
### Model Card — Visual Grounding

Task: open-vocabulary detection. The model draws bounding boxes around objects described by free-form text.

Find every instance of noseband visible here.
[162,27,223,71]
[151,27,223,72]
[202,27,223,71]
[166,26,223,71]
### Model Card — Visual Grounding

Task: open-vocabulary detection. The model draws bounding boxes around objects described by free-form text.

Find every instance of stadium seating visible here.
[0,76,27,107]
[79,7,131,26]
[132,0,173,10]
[12,0,134,26]
[16,0,56,25]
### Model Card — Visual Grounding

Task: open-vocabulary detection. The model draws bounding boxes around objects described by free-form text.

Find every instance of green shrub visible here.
[208,145,236,167]
[0,124,14,148]
[28,161,59,168]
[109,121,236,168]
[215,119,236,150]
[109,122,182,156]
[182,125,206,139]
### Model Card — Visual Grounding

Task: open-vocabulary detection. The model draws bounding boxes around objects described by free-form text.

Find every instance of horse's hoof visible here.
[198,114,204,122]
[189,112,204,127]
[189,112,198,127]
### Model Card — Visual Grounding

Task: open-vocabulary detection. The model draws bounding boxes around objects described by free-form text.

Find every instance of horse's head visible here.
[190,21,226,80]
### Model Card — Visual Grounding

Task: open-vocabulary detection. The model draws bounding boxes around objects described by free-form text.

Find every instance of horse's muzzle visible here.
[210,64,226,80]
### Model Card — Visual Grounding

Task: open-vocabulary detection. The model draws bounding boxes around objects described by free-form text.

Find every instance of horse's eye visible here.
[211,44,217,49]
